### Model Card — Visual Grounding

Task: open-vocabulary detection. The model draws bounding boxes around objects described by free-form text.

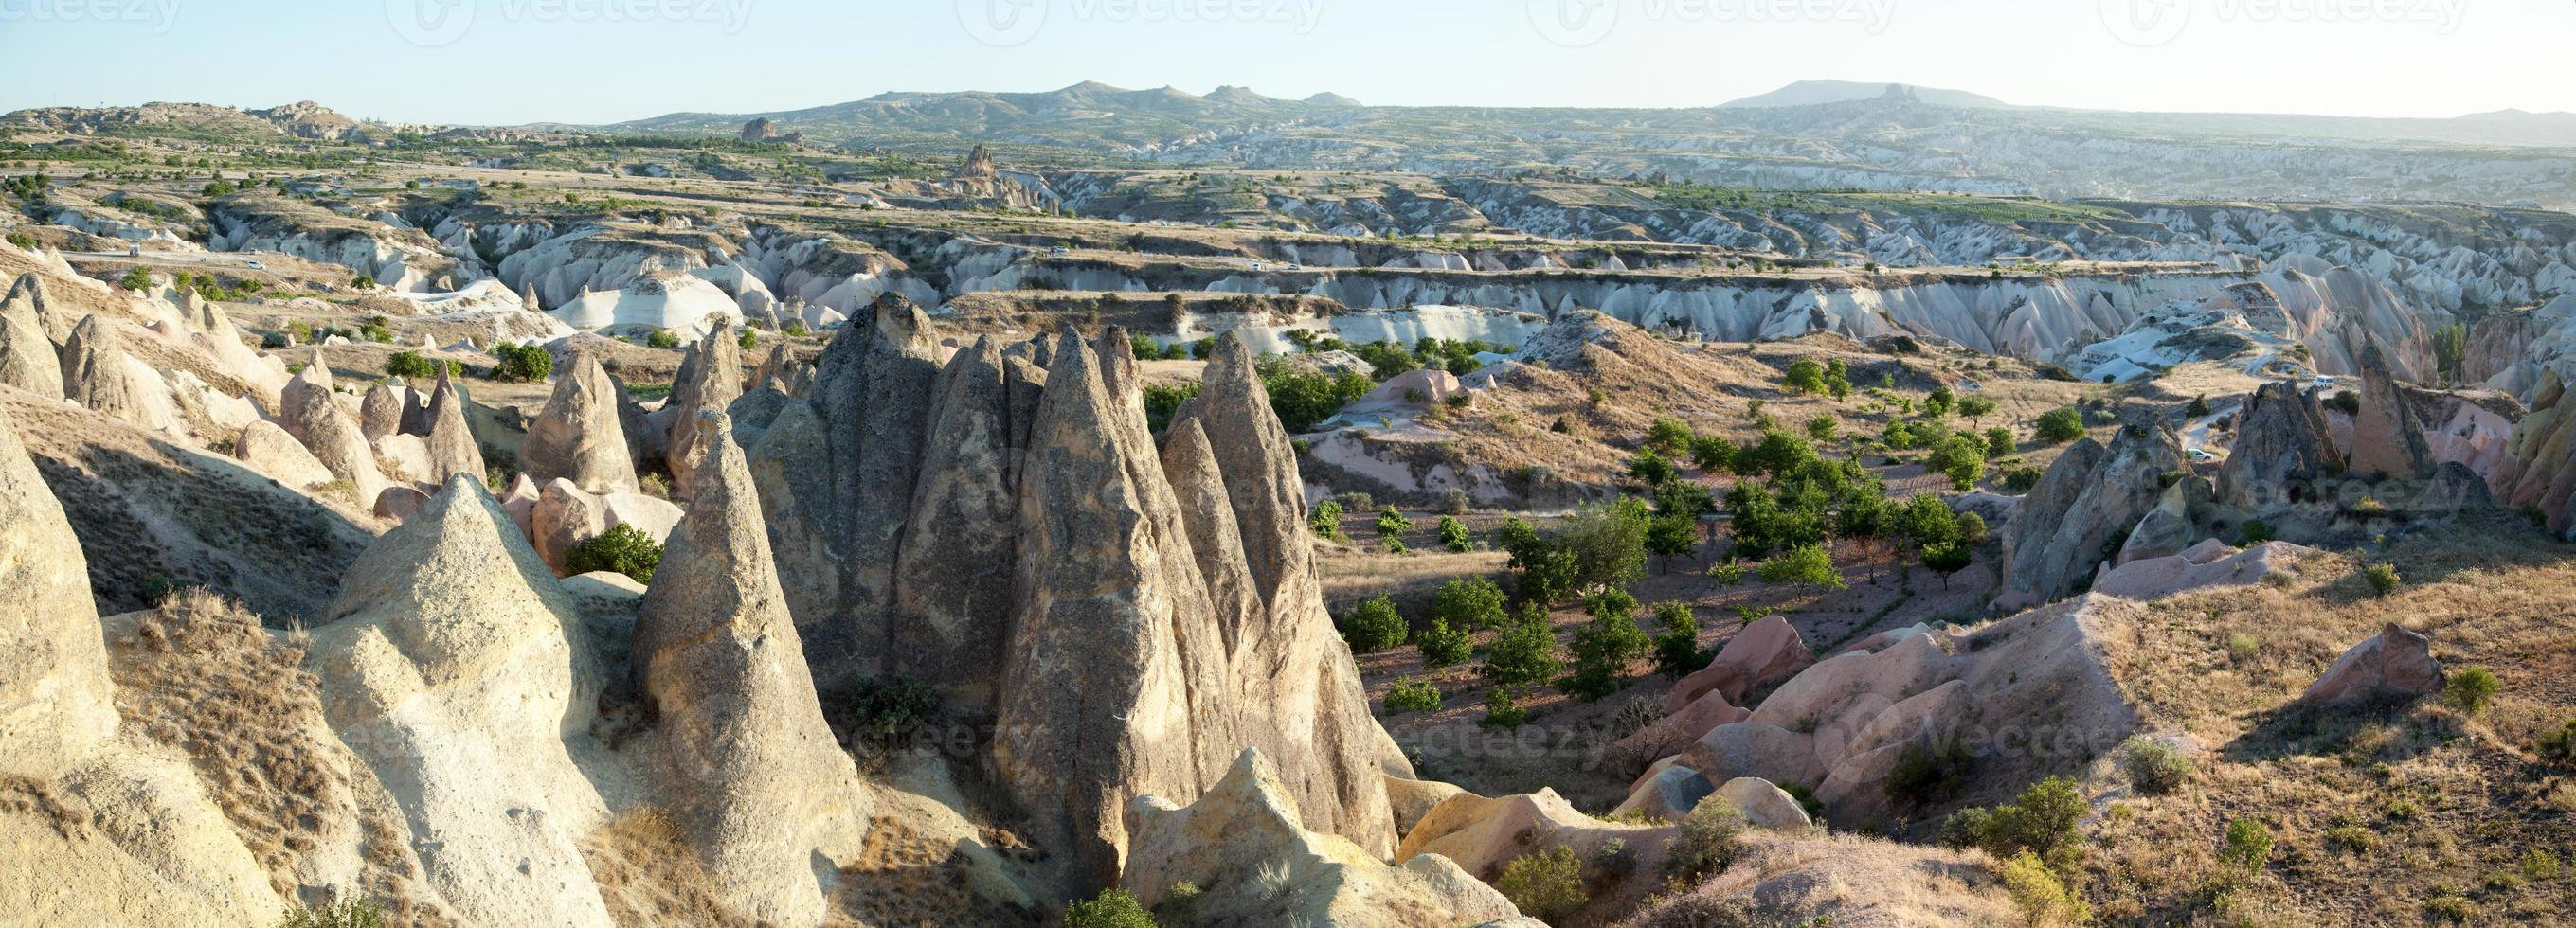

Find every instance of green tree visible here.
[1646,417,1695,455]
[1436,515,1471,552]
[1688,435,1736,473]
[1308,500,1345,541]
[385,351,440,380]
[1341,595,1409,653]
[1925,384,1956,419]
[1627,448,1678,487]
[1783,358,1827,395]
[1432,577,1510,631]
[1561,497,1651,592]
[1923,544,1973,589]
[1645,511,1700,573]
[1806,413,1839,442]
[1385,677,1442,714]
[1063,888,1157,928]
[1757,544,1845,590]
[1480,604,1563,688]
[1651,600,1707,678]
[1984,427,2015,458]
[1479,686,1529,731]
[1957,395,1997,422]
[1563,595,1651,701]
[119,267,153,292]
[2035,407,2087,444]
[1415,617,1471,669]
[1375,506,1414,541]
[1925,435,1990,491]
[1823,358,1853,400]
[2433,322,2469,381]
[1513,543,1579,606]
[491,343,553,383]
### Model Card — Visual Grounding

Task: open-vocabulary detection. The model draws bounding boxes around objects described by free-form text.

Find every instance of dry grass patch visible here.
[580,807,765,928]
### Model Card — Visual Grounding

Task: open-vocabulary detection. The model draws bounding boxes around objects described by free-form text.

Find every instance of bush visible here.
[1886,736,1973,809]
[119,267,153,292]
[1942,776,2088,874]
[1063,887,1157,928]
[1563,601,1651,702]
[277,895,386,928]
[2035,407,2087,443]
[1375,506,1413,539]
[1432,577,1510,632]
[1436,515,1471,552]
[1497,847,1587,922]
[566,523,661,583]
[1998,851,2091,927]
[2241,518,2277,544]
[3,230,33,250]
[2222,818,2274,876]
[1783,358,1827,395]
[1705,558,1744,585]
[2538,720,2576,770]
[736,329,756,351]
[490,342,554,383]
[1341,595,1409,654]
[1561,497,1652,590]
[1477,687,1528,732]
[1415,617,1471,669]
[1385,677,1442,714]
[384,350,440,379]
[2444,667,2500,715]
[1647,416,1695,455]
[2120,737,2193,795]
[1662,796,1748,883]
[1651,600,1707,678]
[646,329,680,348]
[2000,463,2045,492]
[2364,562,2402,598]
[1307,500,1345,541]
[1758,544,1845,591]
[350,274,377,290]
[847,678,942,750]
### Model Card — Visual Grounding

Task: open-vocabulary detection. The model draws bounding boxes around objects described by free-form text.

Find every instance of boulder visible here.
[278,363,384,508]
[519,351,638,495]
[1610,687,1750,774]
[1383,775,1470,837]
[358,380,410,441]
[1814,681,1975,825]
[305,476,614,927]
[1665,615,1811,710]
[2116,474,2211,565]
[1611,761,1715,824]
[1680,723,1825,793]
[0,407,118,778]
[2094,540,2312,600]
[372,485,432,523]
[531,478,608,576]
[2417,460,2496,514]
[1123,750,1519,928]
[1396,786,1673,881]
[1716,777,1813,832]
[2301,623,2445,705]
[0,311,63,398]
[230,413,336,488]
[631,413,869,926]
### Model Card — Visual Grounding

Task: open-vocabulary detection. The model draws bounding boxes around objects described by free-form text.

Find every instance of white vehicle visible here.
[2312,375,2336,389]
[243,259,266,270]
[1288,263,1305,270]
[2189,449,2220,463]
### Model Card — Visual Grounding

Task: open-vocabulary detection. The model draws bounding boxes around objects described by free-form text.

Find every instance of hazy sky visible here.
[0,0,2562,125]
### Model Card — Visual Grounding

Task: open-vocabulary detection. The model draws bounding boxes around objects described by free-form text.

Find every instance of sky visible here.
[0,0,2564,125]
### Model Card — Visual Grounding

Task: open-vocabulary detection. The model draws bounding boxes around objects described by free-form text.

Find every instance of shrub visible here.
[1758,544,1845,591]
[1063,887,1157,928]
[1646,416,1695,455]
[1477,687,1527,732]
[384,350,439,379]
[2538,720,2576,770]
[1432,577,1510,631]
[277,895,387,928]
[1307,500,1345,541]
[1944,776,2087,874]
[2000,463,2045,492]
[646,329,680,348]
[2444,667,2500,715]
[490,342,554,383]
[2226,632,2261,665]
[1436,515,1471,552]
[566,523,661,583]
[1563,601,1651,702]
[2240,518,2277,544]
[2221,818,2274,876]
[1998,851,2091,927]
[1662,796,1749,883]
[1497,847,1587,922]
[1375,506,1413,540]
[1783,358,1827,395]
[350,274,377,290]
[847,678,942,750]
[2120,737,2193,795]
[2035,407,2087,443]
[1705,558,1744,585]
[2525,848,2564,882]
[1886,736,1973,809]
[2364,562,2401,597]
[1561,497,1651,590]
[1385,677,1442,714]
[1415,617,1471,669]
[119,267,153,292]
[1341,595,1408,654]
[3,230,33,250]
[736,329,756,351]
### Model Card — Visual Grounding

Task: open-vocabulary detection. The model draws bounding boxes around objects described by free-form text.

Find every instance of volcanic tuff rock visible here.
[1122,750,1520,927]
[2218,381,2343,510]
[277,363,384,508]
[0,408,117,778]
[806,294,944,685]
[666,329,743,499]
[884,335,1028,702]
[0,304,62,397]
[60,314,144,426]
[2303,623,2445,705]
[357,379,409,441]
[1994,421,2185,611]
[520,350,639,494]
[306,475,615,927]
[234,419,336,491]
[2351,344,2436,479]
[2,271,72,343]
[632,413,869,926]
[746,398,838,634]
[423,367,486,486]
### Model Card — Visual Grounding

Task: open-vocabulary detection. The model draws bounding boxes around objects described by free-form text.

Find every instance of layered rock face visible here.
[632,413,868,926]
[2492,369,2576,536]
[0,306,63,397]
[0,407,118,779]
[1994,421,2186,610]
[2218,381,2343,510]
[763,306,1400,886]
[520,350,639,494]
